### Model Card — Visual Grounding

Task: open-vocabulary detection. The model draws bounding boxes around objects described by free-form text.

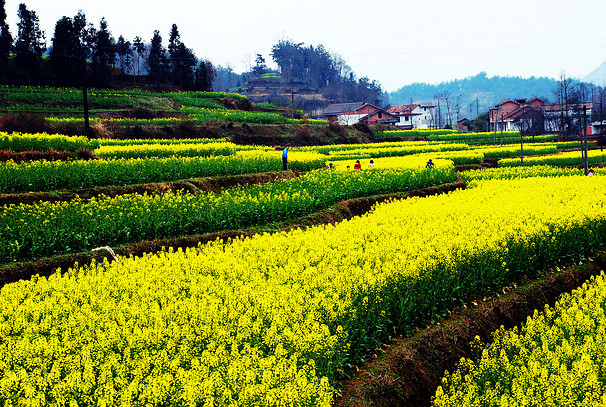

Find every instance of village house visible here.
[322,102,398,126]
[386,104,436,129]
[489,98,593,135]
[457,118,470,132]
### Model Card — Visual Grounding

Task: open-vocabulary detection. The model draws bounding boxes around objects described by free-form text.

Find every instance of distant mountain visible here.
[583,59,606,85]
[388,72,558,119]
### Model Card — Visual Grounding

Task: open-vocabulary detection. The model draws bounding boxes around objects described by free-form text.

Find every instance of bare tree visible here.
[434,91,453,128]
[554,71,574,136]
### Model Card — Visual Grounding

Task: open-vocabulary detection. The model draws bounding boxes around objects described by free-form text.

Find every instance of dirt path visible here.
[335,253,606,407]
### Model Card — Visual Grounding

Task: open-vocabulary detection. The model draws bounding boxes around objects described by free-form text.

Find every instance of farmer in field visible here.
[282,145,289,170]
[426,159,435,169]
[353,160,362,170]
[368,159,375,168]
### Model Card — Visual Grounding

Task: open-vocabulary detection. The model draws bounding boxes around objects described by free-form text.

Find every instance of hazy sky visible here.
[5,0,606,92]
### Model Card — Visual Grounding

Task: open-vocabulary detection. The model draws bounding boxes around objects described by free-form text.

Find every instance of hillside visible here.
[0,86,378,146]
[583,58,606,85]
[236,73,329,118]
[388,72,558,118]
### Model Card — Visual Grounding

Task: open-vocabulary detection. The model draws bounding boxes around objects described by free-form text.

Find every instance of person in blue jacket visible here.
[282,145,289,170]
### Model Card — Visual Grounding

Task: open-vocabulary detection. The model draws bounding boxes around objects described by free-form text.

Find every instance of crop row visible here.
[499,149,606,167]
[433,271,606,405]
[167,90,247,101]
[0,162,456,262]
[330,151,484,167]
[96,137,228,146]
[376,129,458,137]
[180,106,291,124]
[375,129,561,145]
[1,87,135,108]
[300,140,438,155]
[328,144,557,165]
[0,152,327,194]
[0,176,605,405]
[1,86,244,106]
[428,132,555,145]
[0,131,99,152]
[461,165,606,182]
[94,142,237,160]
[327,142,470,158]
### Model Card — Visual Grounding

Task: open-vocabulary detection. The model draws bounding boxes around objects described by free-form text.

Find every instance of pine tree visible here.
[168,24,196,89]
[133,36,145,81]
[0,0,13,83]
[146,30,168,87]
[116,35,132,76]
[92,17,115,87]
[14,3,45,84]
[195,59,216,91]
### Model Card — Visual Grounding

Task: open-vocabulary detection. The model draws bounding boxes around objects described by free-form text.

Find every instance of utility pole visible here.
[494,107,499,142]
[500,112,504,147]
[81,56,91,139]
[520,107,525,166]
[291,84,295,125]
[583,105,589,175]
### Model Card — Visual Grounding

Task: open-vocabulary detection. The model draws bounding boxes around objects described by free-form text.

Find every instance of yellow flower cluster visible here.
[433,272,606,406]
[1,176,606,405]
[96,138,227,147]
[299,140,434,155]
[94,142,237,159]
[426,131,521,142]
[462,165,604,183]
[327,157,453,170]
[476,143,557,158]
[0,131,98,152]
[327,142,470,159]
[0,164,456,262]
[378,129,458,137]
[500,149,606,167]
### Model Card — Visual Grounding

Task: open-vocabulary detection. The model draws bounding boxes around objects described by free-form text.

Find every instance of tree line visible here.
[269,38,384,106]
[0,1,216,90]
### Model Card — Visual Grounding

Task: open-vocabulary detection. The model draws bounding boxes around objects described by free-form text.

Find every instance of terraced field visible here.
[1,121,606,405]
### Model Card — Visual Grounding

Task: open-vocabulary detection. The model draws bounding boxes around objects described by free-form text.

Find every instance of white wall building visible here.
[387,104,436,129]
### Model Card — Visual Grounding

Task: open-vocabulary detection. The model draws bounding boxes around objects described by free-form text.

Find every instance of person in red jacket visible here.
[353,159,362,170]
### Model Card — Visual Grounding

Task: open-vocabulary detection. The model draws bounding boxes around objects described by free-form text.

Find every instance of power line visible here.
[345,37,606,58]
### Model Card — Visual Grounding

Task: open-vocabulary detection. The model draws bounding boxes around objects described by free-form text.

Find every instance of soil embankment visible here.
[335,253,606,407]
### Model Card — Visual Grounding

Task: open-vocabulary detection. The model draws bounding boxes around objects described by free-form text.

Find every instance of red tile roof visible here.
[387,104,419,115]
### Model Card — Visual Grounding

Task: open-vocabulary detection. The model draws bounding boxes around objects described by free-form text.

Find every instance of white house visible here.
[387,104,436,129]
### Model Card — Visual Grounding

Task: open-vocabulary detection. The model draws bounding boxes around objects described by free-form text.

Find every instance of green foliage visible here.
[0,153,326,194]
[467,111,489,132]
[0,166,456,262]
[180,106,292,124]
[94,142,236,159]
[376,129,457,138]
[499,149,606,167]
[0,131,99,152]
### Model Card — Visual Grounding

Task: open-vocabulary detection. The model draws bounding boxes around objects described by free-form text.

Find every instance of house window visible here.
[379,112,382,119]
[405,116,409,121]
